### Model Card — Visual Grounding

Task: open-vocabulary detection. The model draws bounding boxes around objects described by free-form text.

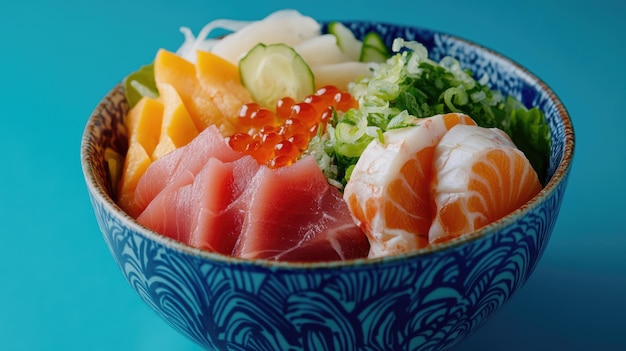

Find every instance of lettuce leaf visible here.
[506,98,551,181]
[124,62,158,108]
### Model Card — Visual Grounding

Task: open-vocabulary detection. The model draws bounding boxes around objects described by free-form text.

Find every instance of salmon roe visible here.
[227,85,358,168]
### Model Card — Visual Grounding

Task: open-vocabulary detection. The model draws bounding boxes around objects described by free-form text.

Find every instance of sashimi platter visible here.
[82,8,573,351]
[106,10,552,262]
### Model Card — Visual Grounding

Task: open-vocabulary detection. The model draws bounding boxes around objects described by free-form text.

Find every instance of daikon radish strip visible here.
[177,20,250,63]
[312,61,374,91]
[211,10,321,64]
[294,34,351,67]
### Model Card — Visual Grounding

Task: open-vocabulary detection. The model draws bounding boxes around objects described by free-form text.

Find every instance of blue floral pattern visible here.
[82,21,574,351]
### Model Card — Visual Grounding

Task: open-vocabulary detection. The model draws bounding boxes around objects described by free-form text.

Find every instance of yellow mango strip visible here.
[117,143,152,217]
[130,98,163,156]
[153,49,224,133]
[196,50,251,101]
[152,83,199,160]
[117,97,164,217]
[195,50,241,85]
[196,50,253,134]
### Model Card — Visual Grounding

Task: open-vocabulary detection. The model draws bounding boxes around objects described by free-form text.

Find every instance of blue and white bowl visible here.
[81,21,574,351]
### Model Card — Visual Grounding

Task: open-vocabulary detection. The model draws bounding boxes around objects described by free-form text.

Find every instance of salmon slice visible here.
[429,124,542,243]
[133,125,243,213]
[343,113,476,258]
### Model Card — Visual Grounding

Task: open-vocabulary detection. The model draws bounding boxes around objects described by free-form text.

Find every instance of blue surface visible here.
[0,0,624,350]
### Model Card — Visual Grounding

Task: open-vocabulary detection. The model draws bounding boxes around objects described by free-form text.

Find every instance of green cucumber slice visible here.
[239,43,315,110]
[327,21,362,61]
[359,32,391,63]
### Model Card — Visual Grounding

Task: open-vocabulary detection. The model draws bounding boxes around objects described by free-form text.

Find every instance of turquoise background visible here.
[1,0,625,350]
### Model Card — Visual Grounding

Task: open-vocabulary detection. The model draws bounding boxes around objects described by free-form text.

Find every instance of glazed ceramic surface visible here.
[81,21,574,351]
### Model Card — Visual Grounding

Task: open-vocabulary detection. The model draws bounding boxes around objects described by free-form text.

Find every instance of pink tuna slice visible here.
[136,155,259,255]
[132,125,369,262]
[233,156,370,262]
[190,155,259,253]
[133,125,243,213]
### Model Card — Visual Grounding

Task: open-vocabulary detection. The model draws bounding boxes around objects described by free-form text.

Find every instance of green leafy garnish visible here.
[124,62,158,108]
[307,38,551,187]
[506,97,551,180]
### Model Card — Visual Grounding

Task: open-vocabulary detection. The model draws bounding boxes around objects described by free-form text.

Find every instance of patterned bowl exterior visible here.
[81,21,574,351]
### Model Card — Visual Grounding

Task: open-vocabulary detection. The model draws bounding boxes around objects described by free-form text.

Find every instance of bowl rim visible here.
[81,20,575,271]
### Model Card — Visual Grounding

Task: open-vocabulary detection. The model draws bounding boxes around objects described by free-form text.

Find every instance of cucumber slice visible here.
[327,22,362,61]
[239,43,315,110]
[360,45,390,63]
[359,32,391,63]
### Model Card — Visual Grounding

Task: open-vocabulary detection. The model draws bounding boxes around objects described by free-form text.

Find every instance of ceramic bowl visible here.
[81,20,574,351]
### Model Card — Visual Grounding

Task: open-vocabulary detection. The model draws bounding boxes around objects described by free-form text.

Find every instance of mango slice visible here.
[152,83,199,160]
[117,97,164,216]
[118,49,254,217]
[153,49,251,135]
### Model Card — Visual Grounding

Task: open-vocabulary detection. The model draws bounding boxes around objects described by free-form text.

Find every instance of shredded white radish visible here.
[312,62,375,91]
[177,19,251,62]
[175,9,376,94]
[177,10,321,64]
[210,10,321,64]
[294,34,351,67]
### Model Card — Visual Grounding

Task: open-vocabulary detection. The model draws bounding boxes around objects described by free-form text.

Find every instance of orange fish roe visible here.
[228,85,358,168]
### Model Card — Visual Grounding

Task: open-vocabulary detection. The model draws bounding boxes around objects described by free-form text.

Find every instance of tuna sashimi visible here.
[189,156,259,253]
[133,125,242,213]
[137,155,259,254]
[233,156,370,262]
[132,126,369,262]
